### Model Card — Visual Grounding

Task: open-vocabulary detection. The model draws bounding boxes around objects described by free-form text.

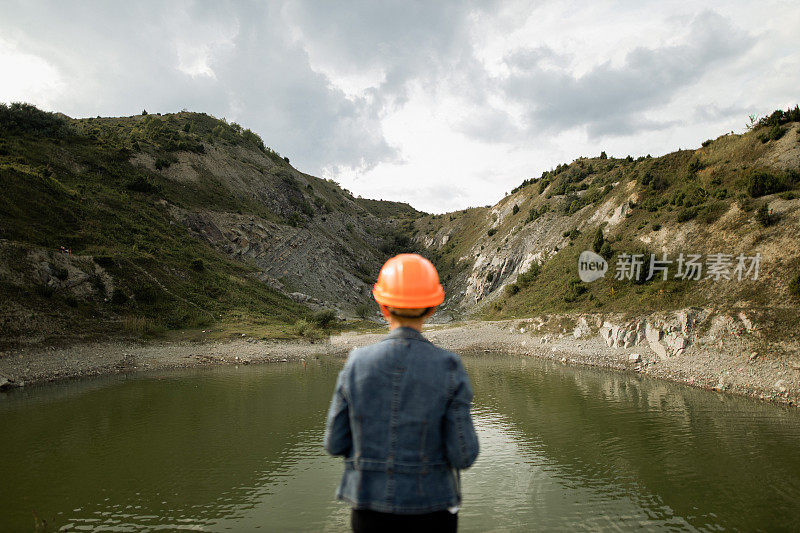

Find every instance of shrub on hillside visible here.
[642,197,667,212]
[599,242,613,260]
[758,124,786,143]
[592,227,604,253]
[526,204,549,224]
[355,303,371,318]
[312,309,337,329]
[563,279,587,302]
[125,175,160,193]
[755,203,773,226]
[512,204,519,215]
[699,202,727,224]
[563,228,580,242]
[291,318,312,336]
[750,105,800,130]
[487,228,497,237]
[561,193,584,215]
[0,102,73,136]
[677,207,699,222]
[650,174,669,191]
[670,186,708,207]
[111,290,129,305]
[131,284,163,304]
[789,274,800,300]
[517,263,541,286]
[747,170,792,197]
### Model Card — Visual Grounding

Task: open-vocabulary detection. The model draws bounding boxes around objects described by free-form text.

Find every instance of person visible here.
[324,253,480,533]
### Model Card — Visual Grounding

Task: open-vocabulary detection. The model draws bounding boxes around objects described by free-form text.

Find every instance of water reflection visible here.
[1,354,799,532]
[463,354,800,531]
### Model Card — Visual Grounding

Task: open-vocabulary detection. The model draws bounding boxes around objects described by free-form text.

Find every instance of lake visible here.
[2,353,800,531]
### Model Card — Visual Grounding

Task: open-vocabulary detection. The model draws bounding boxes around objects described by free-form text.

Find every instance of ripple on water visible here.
[3,356,800,532]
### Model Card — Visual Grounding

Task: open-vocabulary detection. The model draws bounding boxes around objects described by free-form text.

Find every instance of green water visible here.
[2,354,800,532]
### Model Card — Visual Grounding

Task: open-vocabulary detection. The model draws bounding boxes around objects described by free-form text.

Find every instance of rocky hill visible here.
[409,107,800,343]
[0,104,416,347]
[1,103,799,351]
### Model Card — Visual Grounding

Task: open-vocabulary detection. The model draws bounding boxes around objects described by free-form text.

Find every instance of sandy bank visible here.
[1,320,798,406]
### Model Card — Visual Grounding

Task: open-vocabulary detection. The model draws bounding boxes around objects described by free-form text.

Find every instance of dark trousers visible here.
[351,508,457,533]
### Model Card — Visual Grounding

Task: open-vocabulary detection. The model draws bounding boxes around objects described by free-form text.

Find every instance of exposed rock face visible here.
[594,308,709,359]
[171,208,391,312]
[0,241,113,303]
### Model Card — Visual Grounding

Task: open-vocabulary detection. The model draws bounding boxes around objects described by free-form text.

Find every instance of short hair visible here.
[386,306,433,319]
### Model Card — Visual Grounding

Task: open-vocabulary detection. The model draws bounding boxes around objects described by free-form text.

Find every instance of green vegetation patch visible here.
[0,120,309,345]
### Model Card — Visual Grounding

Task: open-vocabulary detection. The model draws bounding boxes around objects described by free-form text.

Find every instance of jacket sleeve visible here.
[324,366,352,457]
[443,360,480,469]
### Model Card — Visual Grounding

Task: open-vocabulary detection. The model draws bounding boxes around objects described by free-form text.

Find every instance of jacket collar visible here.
[386,326,429,343]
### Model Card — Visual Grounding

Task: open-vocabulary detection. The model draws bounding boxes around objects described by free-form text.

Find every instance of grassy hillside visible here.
[0,104,416,347]
[408,107,800,336]
[2,102,798,346]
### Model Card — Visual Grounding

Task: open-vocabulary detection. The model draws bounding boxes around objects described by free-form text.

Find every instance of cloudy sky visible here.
[2,1,798,213]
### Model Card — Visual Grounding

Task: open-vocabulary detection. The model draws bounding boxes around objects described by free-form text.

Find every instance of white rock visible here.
[573,317,591,339]
[739,312,754,333]
[673,336,688,351]
[774,380,788,393]
[646,322,668,359]
[628,353,641,363]
[623,330,637,349]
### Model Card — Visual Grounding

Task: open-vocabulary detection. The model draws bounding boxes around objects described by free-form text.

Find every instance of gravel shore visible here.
[1,320,798,406]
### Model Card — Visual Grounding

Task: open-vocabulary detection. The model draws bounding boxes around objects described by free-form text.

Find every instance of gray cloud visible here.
[0,0,396,174]
[1,1,795,213]
[283,0,496,107]
[500,11,754,138]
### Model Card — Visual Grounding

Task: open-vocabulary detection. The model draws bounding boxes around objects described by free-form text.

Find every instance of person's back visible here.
[324,254,479,532]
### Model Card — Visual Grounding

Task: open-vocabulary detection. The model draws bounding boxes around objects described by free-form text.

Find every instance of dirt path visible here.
[1,320,798,406]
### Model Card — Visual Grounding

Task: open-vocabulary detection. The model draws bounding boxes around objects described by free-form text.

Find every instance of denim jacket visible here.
[324,327,480,514]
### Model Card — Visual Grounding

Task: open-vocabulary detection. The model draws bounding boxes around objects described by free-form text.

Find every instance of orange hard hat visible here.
[372,253,445,308]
